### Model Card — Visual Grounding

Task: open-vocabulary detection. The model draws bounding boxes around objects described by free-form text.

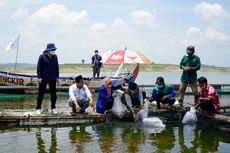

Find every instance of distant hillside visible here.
[0,63,36,68]
[0,63,230,73]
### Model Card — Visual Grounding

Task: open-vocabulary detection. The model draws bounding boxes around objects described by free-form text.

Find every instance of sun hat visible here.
[186,45,195,53]
[44,43,57,52]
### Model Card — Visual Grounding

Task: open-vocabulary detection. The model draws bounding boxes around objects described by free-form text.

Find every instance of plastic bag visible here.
[136,100,149,121]
[136,109,148,121]
[85,106,94,114]
[143,117,166,128]
[182,107,197,124]
[111,96,126,118]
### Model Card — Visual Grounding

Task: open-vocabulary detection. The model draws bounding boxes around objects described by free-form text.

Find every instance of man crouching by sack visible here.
[149,76,176,111]
[121,82,146,119]
[68,75,93,115]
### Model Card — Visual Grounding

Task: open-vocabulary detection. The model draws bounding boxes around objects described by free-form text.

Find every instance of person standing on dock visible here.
[149,76,176,110]
[36,43,59,115]
[68,75,93,114]
[195,76,220,113]
[91,50,102,79]
[178,45,201,107]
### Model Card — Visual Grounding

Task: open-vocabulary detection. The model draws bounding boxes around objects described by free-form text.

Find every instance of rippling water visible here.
[0,122,229,153]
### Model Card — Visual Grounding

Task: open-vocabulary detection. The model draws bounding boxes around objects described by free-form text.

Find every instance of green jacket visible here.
[180,55,201,83]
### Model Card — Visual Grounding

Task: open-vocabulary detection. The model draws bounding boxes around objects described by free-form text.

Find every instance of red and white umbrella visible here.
[102,50,152,64]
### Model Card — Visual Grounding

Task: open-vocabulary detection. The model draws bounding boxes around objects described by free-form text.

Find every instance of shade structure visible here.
[102,50,152,64]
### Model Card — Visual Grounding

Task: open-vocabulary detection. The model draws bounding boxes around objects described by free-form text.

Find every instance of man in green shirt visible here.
[178,45,201,107]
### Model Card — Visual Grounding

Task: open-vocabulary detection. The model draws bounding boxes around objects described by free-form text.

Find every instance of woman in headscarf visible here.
[96,77,123,114]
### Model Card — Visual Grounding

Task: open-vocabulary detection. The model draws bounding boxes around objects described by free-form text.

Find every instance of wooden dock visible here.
[1,108,230,126]
[0,111,106,126]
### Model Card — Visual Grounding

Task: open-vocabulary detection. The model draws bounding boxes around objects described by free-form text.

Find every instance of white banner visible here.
[5,34,20,51]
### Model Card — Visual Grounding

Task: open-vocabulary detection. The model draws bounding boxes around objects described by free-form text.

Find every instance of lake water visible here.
[0,72,230,152]
[0,122,230,153]
[136,72,230,84]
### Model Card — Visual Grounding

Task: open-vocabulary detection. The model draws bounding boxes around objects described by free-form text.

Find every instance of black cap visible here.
[75,75,83,83]
[186,45,195,53]
[156,76,164,84]
[94,50,98,53]
[128,82,137,91]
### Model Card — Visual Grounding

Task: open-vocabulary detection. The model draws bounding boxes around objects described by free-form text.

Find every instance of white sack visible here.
[111,96,126,118]
[182,107,197,124]
[143,117,166,128]
[136,100,149,121]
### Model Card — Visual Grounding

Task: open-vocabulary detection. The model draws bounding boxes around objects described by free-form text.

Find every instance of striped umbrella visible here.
[102,50,152,64]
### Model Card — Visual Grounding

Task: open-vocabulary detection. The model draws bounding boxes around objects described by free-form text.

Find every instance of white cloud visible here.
[184,26,229,45]
[11,8,28,20]
[28,3,88,27]
[129,10,156,28]
[205,27,229,43]
[186,27,204,42]
[111,18,128,30]
[195,2,230,22]
[0,0,5,8]
[89,18,129,33]
[90,22,107,32]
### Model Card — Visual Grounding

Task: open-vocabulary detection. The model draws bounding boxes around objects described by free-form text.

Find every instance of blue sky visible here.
[0,0,230,67]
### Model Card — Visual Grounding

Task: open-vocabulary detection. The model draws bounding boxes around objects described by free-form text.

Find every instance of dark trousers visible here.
[69,98,89,113]
[156,92,175,109]
[106,98,114,110]
[200,100,215,113]
[36,80,57,110]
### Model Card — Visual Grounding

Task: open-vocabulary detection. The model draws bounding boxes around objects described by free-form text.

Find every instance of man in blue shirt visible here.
[150,76,176,110]
[91,50,102,79]
[36,43,59,115]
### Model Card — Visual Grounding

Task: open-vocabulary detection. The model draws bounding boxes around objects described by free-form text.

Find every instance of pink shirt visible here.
[200,84,220,112]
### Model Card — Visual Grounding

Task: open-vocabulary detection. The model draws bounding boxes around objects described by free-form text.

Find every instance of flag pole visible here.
[14,34,20,73]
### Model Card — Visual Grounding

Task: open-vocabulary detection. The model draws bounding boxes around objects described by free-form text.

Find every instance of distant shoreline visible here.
[1,63,230,73]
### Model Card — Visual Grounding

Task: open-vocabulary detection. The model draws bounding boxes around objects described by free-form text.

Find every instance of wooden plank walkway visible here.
[1,108,230,126]
[0,111,106,126]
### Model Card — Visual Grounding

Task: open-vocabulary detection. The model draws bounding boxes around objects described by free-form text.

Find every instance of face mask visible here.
[49,51,55,55]
[95,53,98,55]
[158,85,163,88]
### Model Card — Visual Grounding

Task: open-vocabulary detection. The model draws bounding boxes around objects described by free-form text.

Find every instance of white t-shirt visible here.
[69,84,92,101]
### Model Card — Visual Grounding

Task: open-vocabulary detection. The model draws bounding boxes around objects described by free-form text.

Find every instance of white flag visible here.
[5,34,20,51]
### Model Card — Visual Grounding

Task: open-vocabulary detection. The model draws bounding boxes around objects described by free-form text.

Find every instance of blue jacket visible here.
[37,54,59,81]
[96,84,121,114]
[151,84,175,101]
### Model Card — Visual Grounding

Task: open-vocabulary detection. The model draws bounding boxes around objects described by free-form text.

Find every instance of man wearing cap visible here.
[36,43,59,115]
[121,82,145,119]
[91,50,102,79]
[68,75,93,114]
[149,76,176,110]
[178,45,201,107]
